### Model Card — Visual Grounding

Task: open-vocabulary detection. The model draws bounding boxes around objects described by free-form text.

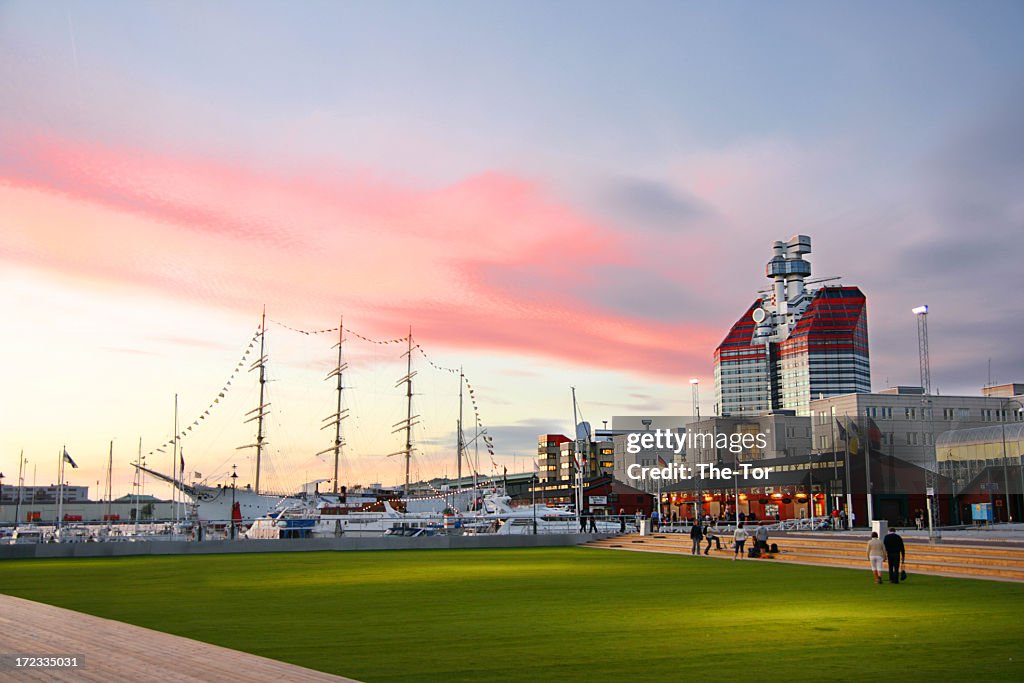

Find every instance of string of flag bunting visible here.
[460,373,496,468]
[269,317,498,469]
[412,342,497,469]
[268,319,408,345]
[147,329,262,459]
[407,480,506,511]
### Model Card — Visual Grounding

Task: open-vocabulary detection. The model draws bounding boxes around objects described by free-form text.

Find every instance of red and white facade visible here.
[714,235,870,416]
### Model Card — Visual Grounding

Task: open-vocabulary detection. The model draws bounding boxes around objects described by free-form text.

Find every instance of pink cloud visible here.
[0,129,713,375]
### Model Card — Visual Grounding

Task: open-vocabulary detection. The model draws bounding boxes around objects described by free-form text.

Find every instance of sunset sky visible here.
[2,2,1022,497]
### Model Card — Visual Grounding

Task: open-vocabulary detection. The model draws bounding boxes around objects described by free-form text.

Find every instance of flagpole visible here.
[57,446,65,529]
[859,412,874,525]
[843,414,853,526]
[15,449,25,527]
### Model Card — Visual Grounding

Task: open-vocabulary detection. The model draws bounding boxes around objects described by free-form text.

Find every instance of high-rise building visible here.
[715,235,870,416]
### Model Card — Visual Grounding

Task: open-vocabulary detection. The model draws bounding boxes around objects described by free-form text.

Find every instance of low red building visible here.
[583,476,653,517]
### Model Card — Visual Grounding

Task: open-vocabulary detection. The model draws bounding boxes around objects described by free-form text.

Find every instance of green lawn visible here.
[3,548,1023,681]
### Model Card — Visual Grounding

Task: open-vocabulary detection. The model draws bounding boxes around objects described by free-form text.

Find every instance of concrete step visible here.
[774,551,1024,580]
[581,534,1024,582]
[595,534,1024,562]
[778,536,1024,556]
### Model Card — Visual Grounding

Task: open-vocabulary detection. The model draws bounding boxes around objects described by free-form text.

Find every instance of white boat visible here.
[10,526,49,544]
[55,524,93,543]
[484,496,621,535]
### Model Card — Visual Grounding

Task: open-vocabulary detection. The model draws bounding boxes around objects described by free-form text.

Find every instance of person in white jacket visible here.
[733,524,749,560]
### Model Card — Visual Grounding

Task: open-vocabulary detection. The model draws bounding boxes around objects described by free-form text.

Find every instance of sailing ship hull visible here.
[188,484,301,522]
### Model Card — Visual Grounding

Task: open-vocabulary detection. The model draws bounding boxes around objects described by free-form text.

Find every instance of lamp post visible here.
[230,464,238,540]
[1000,398,1024,523]
[913,305,939,538]
[690,379,700,420]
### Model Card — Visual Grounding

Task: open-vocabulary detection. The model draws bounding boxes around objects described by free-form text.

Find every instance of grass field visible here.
[3,547,1023,681]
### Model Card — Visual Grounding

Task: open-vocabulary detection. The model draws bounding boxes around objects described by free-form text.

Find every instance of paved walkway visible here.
[0,595,360,682]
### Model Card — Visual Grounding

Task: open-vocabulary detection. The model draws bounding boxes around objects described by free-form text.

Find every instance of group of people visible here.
[829,508,852,530]
[867,528,907,584]
[687,521,773,559]
[578,509,599,533]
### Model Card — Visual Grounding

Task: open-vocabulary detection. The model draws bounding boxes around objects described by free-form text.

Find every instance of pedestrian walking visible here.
[733,524,748,560]
[867,531,885,584]
[651,509,660,532]
[588,511,598,533]
[689,521,703,555]
[579,509,587,533]
[883,527,906,584]
[704,524,722,554]
[618,508,626,533]
[839,509,848,530]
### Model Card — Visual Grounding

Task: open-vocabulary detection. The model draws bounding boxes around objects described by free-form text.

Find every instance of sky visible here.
[2,1,1023,498]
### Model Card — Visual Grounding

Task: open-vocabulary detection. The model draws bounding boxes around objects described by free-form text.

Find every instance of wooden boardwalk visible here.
[0,594,361,682]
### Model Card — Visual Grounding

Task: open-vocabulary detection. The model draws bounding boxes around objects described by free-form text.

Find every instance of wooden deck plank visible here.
[0,594,361,682]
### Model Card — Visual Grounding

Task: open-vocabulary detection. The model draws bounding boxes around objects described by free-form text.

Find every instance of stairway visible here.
[583,532,1024,582]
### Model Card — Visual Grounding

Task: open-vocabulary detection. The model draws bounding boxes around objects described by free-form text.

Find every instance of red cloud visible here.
[0,130,713,375]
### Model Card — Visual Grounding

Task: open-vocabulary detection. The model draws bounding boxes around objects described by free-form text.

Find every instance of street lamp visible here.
[1000,398,1024,523]
[690,379,701,424]
[913,305,938,538]
[230,464,238,540]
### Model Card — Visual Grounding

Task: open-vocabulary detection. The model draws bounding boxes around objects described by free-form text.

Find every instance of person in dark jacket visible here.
[883,528,906,583]
[689,522,703,555]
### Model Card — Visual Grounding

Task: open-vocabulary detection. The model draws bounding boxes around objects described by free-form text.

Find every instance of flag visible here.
[866,417,882,450]
[63,450,78,469]
[180,454,185,475]
[835,418,847,442]
[847,419,861,454]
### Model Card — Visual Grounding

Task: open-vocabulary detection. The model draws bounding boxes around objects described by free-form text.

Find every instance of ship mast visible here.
[319,316,349,494]
[457,366,464,485]
[105,440,113,522]
[390,327,419,498]
[172,394,178,522]
[240,306,270,494]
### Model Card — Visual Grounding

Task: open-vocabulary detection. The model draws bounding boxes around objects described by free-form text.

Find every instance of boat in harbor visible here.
[127,309,514,539]
[9,526,49,544]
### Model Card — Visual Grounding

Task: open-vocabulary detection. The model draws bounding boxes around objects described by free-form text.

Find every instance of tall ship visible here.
[134,310,492,525]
